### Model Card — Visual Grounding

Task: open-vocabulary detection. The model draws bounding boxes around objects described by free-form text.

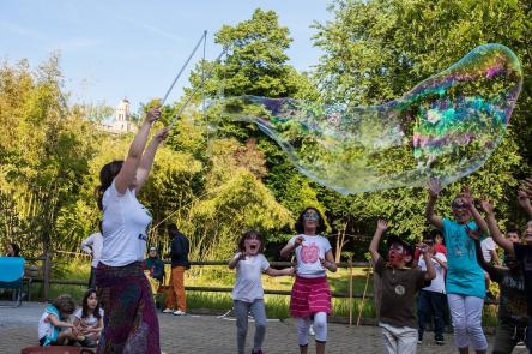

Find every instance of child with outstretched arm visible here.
[229,229,294,354]
[426,179,490,354]
[369,219,435,354]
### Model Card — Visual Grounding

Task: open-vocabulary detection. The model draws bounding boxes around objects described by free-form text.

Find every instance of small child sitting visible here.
[38,294,80,346]
[72,288,104,347]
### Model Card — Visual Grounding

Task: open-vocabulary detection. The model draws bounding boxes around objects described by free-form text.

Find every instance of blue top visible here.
[443,218,485,298]
[40,305,60,346]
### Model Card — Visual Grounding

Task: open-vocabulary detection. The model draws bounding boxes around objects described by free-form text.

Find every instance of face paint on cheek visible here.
[388,249,405,265]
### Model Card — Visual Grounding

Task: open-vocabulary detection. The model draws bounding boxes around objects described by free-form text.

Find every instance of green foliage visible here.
[0,55,99,256]
[306,0,530,255]
[0,3,530,265]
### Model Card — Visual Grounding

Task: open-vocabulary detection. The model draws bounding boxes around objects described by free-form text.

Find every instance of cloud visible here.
[58,38,101,51]
[0,20,47,41]
[124,18,185,43]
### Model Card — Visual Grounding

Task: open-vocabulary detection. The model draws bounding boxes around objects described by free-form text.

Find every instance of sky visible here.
[0,1,332,112]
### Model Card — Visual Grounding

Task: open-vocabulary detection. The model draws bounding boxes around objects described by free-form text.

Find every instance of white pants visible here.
[447,293,488,350]
[296,312,327,345]
[379,322,418,354]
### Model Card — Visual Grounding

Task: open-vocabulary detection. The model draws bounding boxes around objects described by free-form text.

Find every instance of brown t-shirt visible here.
[374,257,426,329]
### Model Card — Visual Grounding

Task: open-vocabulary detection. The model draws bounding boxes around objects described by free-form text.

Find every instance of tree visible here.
[0,55,99,258]
[303,0,528,256]
[181,8,322,236]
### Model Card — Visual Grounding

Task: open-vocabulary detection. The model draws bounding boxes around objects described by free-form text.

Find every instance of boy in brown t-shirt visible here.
[369,220,436,354]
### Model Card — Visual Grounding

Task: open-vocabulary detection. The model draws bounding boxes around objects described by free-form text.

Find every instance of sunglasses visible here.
[303,210,320,222]
[451,203,467,210]
[389,244,405,252]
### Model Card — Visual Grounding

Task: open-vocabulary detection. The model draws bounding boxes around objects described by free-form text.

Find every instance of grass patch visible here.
[32,258,500,328]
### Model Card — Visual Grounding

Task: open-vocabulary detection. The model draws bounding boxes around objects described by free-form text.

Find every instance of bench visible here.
[0,257,25,307]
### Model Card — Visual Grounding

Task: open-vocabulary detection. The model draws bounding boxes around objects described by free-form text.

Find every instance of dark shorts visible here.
[39,336,58,346]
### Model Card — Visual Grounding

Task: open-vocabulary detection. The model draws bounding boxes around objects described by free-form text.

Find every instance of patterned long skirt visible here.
[96,261,160,354]
[290,275,332,318]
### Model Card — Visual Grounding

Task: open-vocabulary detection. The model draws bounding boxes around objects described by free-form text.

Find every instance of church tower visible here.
[115,98,130,122]
[97,98,137,134]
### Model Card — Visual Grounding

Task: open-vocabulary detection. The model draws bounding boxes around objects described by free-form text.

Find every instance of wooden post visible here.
[357,262,371,326]
[42,252,51,301]
[348,254,353,326]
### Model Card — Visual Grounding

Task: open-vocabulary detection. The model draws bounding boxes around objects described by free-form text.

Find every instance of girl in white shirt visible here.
[229,229,294,354]
[280,207,338,354]
[73,288,104,348]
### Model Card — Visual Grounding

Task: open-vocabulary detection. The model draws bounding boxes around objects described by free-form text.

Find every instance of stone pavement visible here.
[0,302,527,354]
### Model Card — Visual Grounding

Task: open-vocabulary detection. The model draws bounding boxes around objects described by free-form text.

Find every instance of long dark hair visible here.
[97,160,123,210]
[81,288,102,319]
[295,207,326,234]
[8,243,20,257]
[237,229,265,253]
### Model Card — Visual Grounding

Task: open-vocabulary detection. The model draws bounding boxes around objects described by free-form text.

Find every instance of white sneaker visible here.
[174,310,187,316]
[515,341,526,348]
[309,324,315,336]
[162,308,174,313]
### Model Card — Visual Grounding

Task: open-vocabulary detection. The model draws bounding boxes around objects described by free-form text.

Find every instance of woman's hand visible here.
[153,127,170,144]
[145,106,162,124]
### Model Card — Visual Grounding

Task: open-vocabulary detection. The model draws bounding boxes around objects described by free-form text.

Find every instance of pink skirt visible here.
[290,276,332,318]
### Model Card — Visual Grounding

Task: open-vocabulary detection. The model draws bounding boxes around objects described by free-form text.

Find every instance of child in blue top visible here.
[38,294,80,346]
[426,180,489,354]
[229,229,294,354]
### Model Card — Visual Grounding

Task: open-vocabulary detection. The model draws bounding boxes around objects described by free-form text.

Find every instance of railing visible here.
[182,260,373,299]
[27,258,373,300]
[26,258,499,308]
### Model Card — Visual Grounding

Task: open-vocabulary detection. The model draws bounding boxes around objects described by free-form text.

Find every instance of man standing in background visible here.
[80,221,103,289]
[163,223,190,316]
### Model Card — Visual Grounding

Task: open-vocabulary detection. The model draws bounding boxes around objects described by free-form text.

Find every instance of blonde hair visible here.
[52,294,76,315]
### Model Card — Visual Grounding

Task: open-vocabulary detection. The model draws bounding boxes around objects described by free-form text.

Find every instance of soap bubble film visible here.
[211,44,522,194]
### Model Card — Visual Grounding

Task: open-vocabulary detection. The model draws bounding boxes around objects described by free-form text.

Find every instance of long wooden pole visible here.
[357,263,371,326]
[349,254,353,326]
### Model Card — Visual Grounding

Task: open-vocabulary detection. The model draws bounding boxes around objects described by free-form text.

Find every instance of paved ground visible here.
[0,302,527,354]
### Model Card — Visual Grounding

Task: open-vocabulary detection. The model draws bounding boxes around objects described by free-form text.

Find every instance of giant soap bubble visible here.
[211,43,522,194]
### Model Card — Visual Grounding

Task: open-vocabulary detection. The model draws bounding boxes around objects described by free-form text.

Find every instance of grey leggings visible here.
[234,299,267,354]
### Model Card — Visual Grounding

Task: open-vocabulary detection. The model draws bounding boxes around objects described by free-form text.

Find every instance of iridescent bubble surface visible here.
[212,44,522,194]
